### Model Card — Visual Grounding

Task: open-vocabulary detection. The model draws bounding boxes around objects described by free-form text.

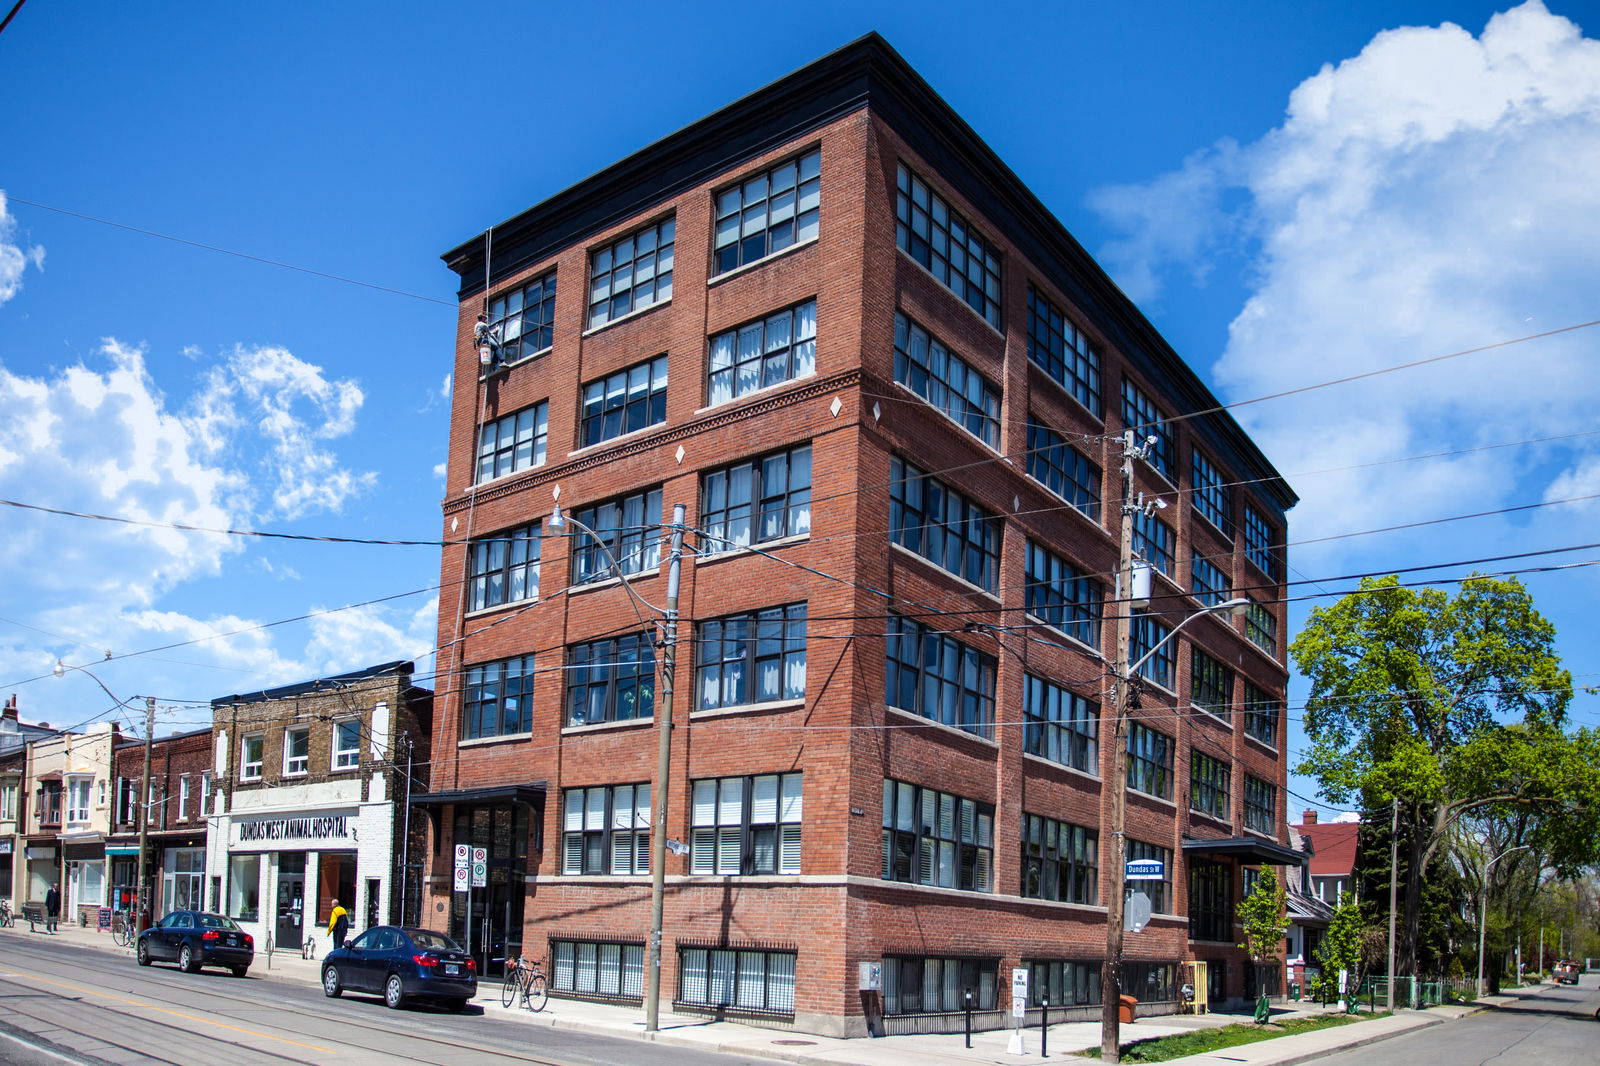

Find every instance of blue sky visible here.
[2,1,1596,815]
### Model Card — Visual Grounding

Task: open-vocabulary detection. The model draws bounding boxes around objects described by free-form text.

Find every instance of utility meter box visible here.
[858,961,882,991]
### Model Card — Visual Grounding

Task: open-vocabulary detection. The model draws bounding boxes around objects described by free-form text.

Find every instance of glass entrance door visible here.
[448,805,530,977]
[275,853,305,951]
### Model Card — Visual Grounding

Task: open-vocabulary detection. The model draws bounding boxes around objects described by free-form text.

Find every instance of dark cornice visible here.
[441,33,1295,511]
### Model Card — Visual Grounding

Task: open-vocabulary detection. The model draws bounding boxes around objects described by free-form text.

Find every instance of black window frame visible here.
[580,355,669,447]
[1190,750,1231,821]
[881,778,994,893]
[569,487,662,586]
[1246,602,1277,655]
[1022,673,1098,774]
[707,299,817,405]
[1126,722,1174,800]
[463,654,536,741]
[884,614,996,740]
[893,312,1001,449]
[1125,840,1173,913]
[1026,418,1101,521]
[883,955,998,1015]
[1020,812,1097,905]
[1132,510,1175,576]
[1190,648,1233,720]
[475,402,549,484]
[699,444,811,556]
[894,163,1003,329]
[1131,614,1175,689]
[695,603,807,711]
[587,218,674,328]
[561,783,651,875]
[1188,860,1232,942]
[677,946,797,1016]
[1025,286,1102,416]
[1025,959,1102,1007]
[1121,380,1174,481]
[1243,504,1281,579]
[565,633,655,728]
[485,271,557,364]
[690,772,802,876]
[1244,774,1277,835]
[1243,683,1280,747]
[1191,553,1228,608]
[467,522,541,613]
[889,456,1000,592]
[1024,541,1103,648]
[1191,450,1232,536]
[552,939,646,1000]
[712,148,821,276]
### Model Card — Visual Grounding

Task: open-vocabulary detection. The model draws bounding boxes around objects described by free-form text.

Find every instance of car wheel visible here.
[446,998,470,1013]
[178,944,198,973]
[231,966,248,979]
[322,966,342,998]
[136,939,151,966]
[384,973,406,1010]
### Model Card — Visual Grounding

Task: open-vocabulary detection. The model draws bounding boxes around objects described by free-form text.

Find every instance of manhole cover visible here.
[771,1039,817,1046]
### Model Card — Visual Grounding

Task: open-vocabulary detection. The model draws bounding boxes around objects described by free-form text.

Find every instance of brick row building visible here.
[422,35,1296,1036]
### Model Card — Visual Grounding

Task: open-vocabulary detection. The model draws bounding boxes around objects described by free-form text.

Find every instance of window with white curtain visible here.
[690,773,801,875]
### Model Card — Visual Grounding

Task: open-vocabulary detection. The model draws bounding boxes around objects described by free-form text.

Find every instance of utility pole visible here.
[135,696,155,931]
[1100,431,1138,1064]
[1385,799,1398,1010]
[644,504,687,1034]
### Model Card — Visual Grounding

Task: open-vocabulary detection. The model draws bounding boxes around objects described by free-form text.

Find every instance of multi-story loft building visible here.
[425,35,1296,1036]
[207,662,432,953]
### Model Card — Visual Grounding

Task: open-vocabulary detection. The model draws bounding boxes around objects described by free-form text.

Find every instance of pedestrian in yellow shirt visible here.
[327,899,350,949]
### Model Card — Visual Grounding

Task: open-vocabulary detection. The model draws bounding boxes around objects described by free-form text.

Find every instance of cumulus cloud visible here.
[0,193,46,305]
[1091,1,1600,559]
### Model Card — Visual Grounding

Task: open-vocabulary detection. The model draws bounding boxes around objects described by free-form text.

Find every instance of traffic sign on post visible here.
[453,844,470,894]
[471,846,488,888]
[1126,859,1165,880]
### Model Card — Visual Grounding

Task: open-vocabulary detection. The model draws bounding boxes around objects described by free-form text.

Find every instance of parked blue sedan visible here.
[135,910,253,977]
[320,926,477,1010]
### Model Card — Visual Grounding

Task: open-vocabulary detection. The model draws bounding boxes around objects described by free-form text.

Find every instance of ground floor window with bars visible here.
[677,947,796,1015]
[1026,959,1101,1007]
[883,956,997,1014]
[550,940,645,999]
[691,773,802,875]
[1123,961,1178,1002]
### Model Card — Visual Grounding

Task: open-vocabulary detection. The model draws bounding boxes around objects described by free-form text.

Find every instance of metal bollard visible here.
[1040,997,1049,1057]
[964,989,973,1048]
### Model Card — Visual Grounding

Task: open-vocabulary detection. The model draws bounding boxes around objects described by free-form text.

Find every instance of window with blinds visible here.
[551,940,645,999]
[561,784,650,875]
[678,947,796,1015]
[690,773,802,876]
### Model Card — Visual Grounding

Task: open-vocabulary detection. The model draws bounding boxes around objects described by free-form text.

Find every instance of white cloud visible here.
[1092,1,1600,560]
[0,193,46,305]
[303,595,437,679]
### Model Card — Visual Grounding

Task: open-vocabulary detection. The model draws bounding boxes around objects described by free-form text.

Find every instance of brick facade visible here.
[109,727,214,916]
[427,35,1294,1036]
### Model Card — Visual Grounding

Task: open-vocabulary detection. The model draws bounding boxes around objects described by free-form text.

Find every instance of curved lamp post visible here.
[1476,843,1530,998]
[52,659,154,930]
[547,503,687,1033]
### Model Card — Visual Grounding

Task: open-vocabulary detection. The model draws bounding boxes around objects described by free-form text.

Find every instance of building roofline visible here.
[441,33,1295,510]
[210,660,415,709]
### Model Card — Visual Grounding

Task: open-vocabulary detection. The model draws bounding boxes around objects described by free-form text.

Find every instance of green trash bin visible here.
[1290,982,1301,1001]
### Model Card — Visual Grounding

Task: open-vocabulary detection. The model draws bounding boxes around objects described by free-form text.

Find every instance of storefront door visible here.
[274,853,305,950]
[448,805,528,977]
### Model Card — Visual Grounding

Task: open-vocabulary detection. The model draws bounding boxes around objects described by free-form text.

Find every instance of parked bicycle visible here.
[499,955,547,1012]
[110,911,135,948]
[301,936,317,961]
[0,899,12,928]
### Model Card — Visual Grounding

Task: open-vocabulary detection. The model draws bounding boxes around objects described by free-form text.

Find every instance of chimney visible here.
[1302,808,1318,825]
[2,695,16,722]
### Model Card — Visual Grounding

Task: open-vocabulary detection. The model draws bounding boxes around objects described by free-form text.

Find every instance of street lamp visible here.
[1476,843,1530,998]
[1101,593,1248,1063]
[547,503,687,1034]
[51,659,154,931]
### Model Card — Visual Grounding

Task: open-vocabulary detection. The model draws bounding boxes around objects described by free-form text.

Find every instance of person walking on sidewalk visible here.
[44,883,60,933]
[327,899,350,950]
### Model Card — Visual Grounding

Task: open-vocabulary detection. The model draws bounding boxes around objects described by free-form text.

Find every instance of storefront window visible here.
[229,854,260,921]
[165,849,205,912]
[73,860,104,911]
[317,852,357,931]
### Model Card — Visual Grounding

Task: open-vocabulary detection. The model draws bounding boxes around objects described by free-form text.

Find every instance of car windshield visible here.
[406,929,462,952]
[197,913,241,931]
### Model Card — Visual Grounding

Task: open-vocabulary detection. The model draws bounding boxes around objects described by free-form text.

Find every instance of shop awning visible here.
[1182,836,1308,866]
[410,783,546,812]
[104,845,140,856]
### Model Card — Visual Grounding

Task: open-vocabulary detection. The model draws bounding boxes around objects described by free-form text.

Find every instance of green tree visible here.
[1238,866,1289,965]
[1313,895,1367,1002]
[1292,575,1600,977]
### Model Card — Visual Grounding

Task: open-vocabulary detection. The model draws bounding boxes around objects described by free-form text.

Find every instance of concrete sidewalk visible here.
[3,919,1539,1065]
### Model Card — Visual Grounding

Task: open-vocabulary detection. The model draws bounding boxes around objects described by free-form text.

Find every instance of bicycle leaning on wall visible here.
[500,956,548,1012]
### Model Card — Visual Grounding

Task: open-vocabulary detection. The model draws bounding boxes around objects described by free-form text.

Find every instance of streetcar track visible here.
[0,937,606,1066]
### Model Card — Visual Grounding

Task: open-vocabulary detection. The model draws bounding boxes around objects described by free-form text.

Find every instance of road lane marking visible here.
[0,970,335,1053]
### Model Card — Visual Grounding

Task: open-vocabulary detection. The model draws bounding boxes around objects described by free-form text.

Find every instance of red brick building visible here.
[424,35,1296,1036]
[109,727,214,917]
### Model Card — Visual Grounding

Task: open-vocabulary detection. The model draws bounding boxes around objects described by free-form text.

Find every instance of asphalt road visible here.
[1317,975,1600,1066]
[0,934,777,1066]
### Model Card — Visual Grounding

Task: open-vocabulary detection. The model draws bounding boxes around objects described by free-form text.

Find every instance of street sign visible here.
[1011,967,1028,1018]
[1125,890,1152,932]
[453,843,470,894]
[471,845,488,888]
[1126,858,1165,880]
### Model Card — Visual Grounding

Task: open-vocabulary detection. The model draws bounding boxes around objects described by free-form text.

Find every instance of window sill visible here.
[282,771,309,780]
[582,298,671,339]
[1022,752,1101,783]
[566,571,661,598]
[693,534,809,566]
[891,380,1004,456]
[562,717,654,736]
[1020,468,1105,532]
[707,236,818,287]
[884,703,998,749]
[888,543,1001,604]
[1022,613,1106,660]
[330,764,360,773]
[567,421,669,460]
[1243,731,1280,756]
[479,346,551,382]
[464,461,549,495]
[1125,789,1177,810]
[697,369,818,416]
[464,596,542,621]
[897,248,1005,340]
[1026,359,1106,427]
[690,699,804,720]
[1191,508,1234,544]
[1191,705,1234,730]
[457,732,534,749]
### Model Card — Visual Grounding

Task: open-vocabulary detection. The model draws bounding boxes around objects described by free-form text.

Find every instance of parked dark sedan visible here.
[320,926,476,1010]
[136,910,253,977]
